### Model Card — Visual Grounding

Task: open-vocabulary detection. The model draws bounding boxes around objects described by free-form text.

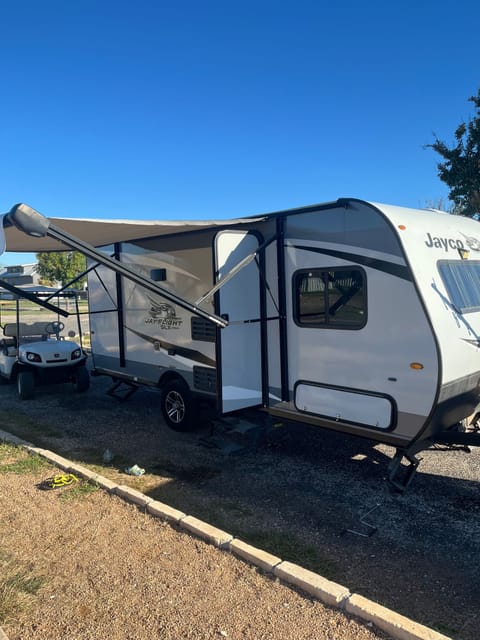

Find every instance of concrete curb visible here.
[115,484,155,508]
[147,499,186,523]
[179,515,233,548]
[345,594,450,640]
[229,538,281,573]
[274,560,350,608]
[0,434,453,640]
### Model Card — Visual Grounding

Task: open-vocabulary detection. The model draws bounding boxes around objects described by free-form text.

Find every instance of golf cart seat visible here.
[1,322,51,347]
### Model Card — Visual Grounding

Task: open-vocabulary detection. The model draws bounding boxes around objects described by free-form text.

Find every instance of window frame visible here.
[292,265,367,329]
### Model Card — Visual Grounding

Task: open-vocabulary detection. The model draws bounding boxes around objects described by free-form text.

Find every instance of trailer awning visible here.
[4,203,254,328]
[3,211,266,253]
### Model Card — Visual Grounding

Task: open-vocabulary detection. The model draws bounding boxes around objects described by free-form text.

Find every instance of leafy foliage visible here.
[429,89,480,217]
[36,251,87,287]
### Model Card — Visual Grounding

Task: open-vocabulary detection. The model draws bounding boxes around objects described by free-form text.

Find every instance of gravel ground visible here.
[1,373,479,639]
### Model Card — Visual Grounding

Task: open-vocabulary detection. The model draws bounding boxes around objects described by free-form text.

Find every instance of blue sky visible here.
[1,0,479,265]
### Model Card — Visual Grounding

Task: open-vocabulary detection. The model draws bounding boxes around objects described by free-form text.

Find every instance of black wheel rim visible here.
[165,390,186,424]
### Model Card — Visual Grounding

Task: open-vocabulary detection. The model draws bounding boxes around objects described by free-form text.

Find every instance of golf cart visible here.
[0,285,89,399]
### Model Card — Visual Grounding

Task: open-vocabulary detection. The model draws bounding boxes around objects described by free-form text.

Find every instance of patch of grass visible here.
[0,554,45,623]
[0,410,63,443]
[58,480,99,502]
[5,573,45,595]
[70,447,130,469]
[0,442,14,462]
[149,461,221,482]
[0,445,51,475]
[0,455,50,475]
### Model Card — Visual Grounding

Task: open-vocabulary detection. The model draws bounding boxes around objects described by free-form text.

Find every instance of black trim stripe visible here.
[127,326,216,368]
[277,216,289,401]
[291,245,412,281]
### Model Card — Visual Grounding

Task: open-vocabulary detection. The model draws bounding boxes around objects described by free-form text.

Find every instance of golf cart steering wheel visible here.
[45,321,65,335]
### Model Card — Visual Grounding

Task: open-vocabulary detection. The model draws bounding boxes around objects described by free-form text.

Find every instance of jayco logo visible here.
[424,232,480,252]
[144,296,183,329]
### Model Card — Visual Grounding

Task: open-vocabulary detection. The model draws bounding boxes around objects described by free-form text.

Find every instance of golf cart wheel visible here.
[17,371,35,400]
[160,380,195,432]
[74,366,90,393]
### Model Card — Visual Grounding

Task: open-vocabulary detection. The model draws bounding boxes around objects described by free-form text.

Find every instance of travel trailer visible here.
[3,199,480,489]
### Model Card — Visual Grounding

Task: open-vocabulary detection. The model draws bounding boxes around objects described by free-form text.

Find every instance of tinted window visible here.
[438,260,480,313]
[294,268,366,328]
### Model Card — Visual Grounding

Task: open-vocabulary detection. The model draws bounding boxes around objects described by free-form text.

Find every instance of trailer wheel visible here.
[74,366,90,393]
[160,380,195,432]
[17,371,35,400]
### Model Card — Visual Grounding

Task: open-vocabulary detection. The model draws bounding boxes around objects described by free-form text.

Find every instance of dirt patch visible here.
[0,445,388,640]
[1,375,479,638]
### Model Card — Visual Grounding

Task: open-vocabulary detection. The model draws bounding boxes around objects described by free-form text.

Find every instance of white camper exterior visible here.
[84,199,480,450]
[4,198,480,487]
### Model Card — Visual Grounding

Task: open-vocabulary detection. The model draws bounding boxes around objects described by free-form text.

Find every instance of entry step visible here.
[106,378,140,402]
[198,414,270,454]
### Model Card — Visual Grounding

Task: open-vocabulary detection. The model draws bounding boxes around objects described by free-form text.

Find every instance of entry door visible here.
[215,230,263,413]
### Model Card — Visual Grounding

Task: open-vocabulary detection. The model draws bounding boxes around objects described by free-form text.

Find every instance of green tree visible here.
[429,89,480,217]
[36,251,87,288]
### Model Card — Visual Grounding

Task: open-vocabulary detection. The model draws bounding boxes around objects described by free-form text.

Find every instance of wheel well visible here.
[14,364,40,381]
[11,363,24,380]
[158,371,189,390]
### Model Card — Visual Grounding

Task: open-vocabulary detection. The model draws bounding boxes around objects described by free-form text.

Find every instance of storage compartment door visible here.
[215,231,263,413]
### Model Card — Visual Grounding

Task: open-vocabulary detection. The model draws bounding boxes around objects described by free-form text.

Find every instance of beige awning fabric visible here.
[3,213,266,253]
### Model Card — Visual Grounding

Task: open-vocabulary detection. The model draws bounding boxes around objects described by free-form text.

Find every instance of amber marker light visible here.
[410,363,424,370]
[398,225,407,230]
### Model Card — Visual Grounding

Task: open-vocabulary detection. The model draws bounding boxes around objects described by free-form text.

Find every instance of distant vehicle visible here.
[0,287,89,399]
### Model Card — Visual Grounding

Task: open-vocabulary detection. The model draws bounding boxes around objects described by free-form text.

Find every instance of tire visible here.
[17,371,35,400]
[74,366,90,393]
[160,380,195,432]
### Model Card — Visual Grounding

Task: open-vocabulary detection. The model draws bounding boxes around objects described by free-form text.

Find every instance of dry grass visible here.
[0,553,45,624]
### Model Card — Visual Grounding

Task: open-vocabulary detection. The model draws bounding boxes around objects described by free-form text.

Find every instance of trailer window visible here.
[294,268,366,328]
[438,260,480,313]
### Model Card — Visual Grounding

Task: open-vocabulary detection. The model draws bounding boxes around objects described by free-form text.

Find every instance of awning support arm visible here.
[0,278,69,317]
[194,233,278,306]
[44,260,103,302]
